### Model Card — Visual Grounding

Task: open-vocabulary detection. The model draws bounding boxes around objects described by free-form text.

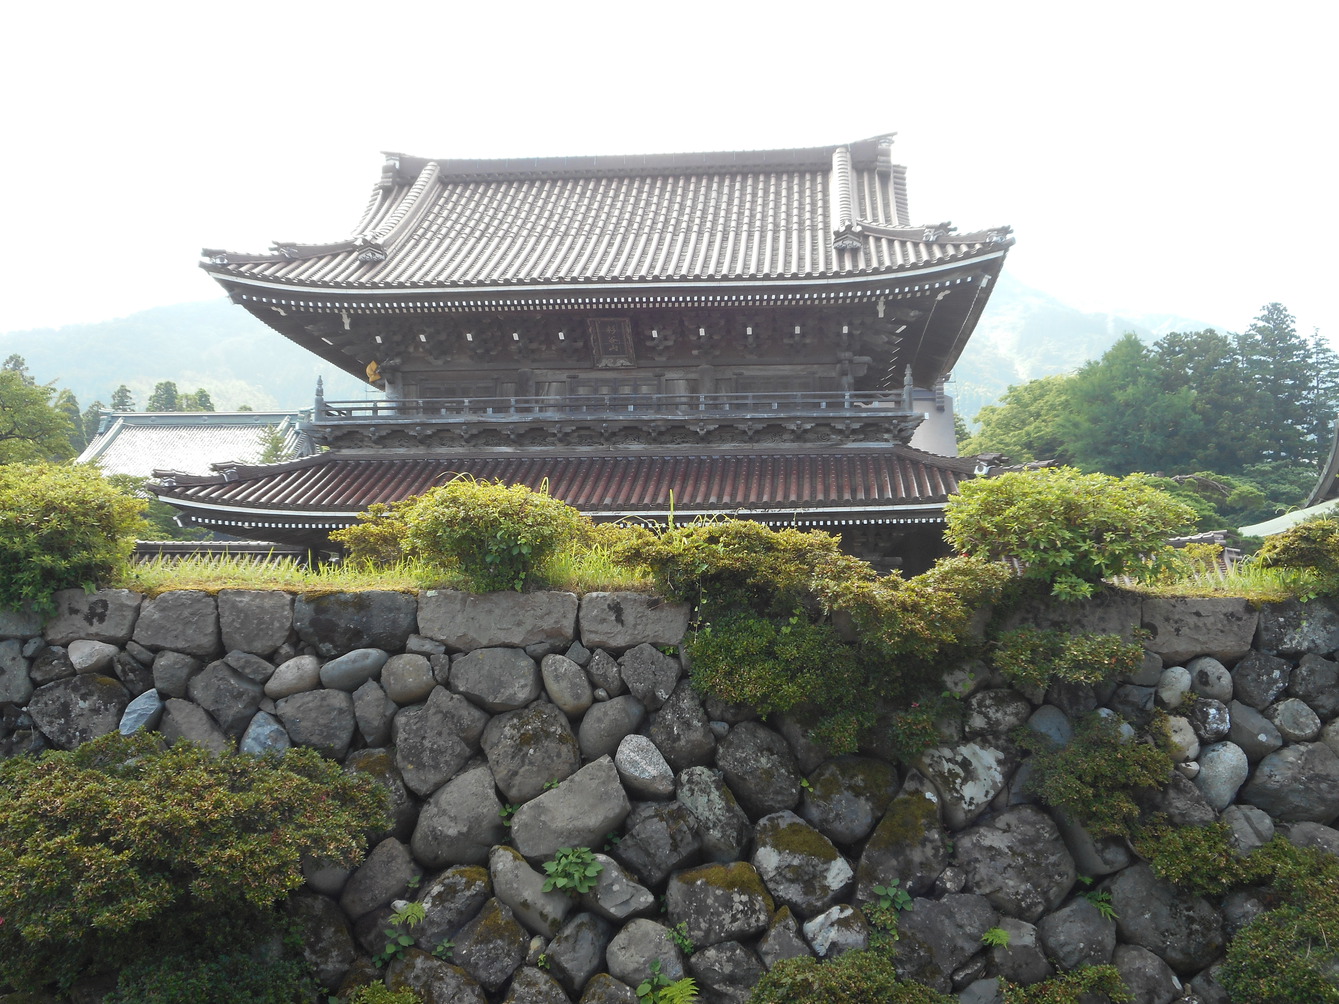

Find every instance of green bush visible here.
[0,733,389,992]
[944,467,1197,598]
[333,476,591,591]
[105,947,315,1004]
[346,986,425,1004]
[1001,965,1132,1003]
[747,950,956,1003]
[1256,515,1339,597]
[992,627,1144,692]
[1018,712,1174,839]
[0,463,146,612]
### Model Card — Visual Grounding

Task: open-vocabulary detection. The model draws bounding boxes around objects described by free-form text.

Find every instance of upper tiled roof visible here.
[202,135,1011,294]
[153,447,977,524]
[79,412,310,478]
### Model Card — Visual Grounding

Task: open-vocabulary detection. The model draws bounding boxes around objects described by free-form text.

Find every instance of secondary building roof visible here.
[80,412,311,478]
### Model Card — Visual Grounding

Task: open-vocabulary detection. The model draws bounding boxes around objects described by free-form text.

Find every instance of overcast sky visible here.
[2,1,1331,346]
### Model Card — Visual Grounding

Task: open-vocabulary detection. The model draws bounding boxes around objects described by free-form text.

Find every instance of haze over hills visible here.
[1,276,1218,422]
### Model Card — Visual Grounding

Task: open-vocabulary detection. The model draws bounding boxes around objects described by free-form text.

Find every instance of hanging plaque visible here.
[588,318,636,368]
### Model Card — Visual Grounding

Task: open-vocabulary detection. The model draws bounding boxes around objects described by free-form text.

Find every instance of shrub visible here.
[346,986,425,1004]
[991,627,1144,692]
[1017,712,1174,839]
[1256,515,1339,597]
[1000,965,1132,1003]
[105,947,315,1004]
[333,476,591,591]
[0,733,388,991]
[944,467,1197,598]
[747,950,956,1003]
[0,462,146,612]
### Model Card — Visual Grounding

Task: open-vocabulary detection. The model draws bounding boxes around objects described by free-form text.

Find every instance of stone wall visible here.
[2,587,1339,1004]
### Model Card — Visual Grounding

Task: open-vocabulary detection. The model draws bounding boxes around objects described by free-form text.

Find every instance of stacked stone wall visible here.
[3,588,1339,1003]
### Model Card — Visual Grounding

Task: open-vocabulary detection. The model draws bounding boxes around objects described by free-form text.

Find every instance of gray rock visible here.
[345,747,417,842]
[1109,684,1156,727]
[604,919,686,987]
[1266,696,1321,742]
[0,639,33,704]
[452,647,542,712]
[1222,803,1275,853]
[546,912,614,996]
[959,978,1003,1004]
[1157,665,1193,709]
[413,863,493,951]
[770,713,827,773]
[393,690,474,798]
[1241,741,1339,821]
[352,678,395,747]
[451,897,530,992]
[68,639,119,675]
[405,633,447,657]
[159,697,230,753]
[895,893,997,992]
[586,649,625,696]
[541,653,594,717]
[1165,714,1200,761]
[716,721,802,819]
[1324,718,1339,758]
[320,647,389,691]
[757,906,815,968]
[956,805,1076,922]
[294,590,417,657]
[1046,679,1099,719]
[1141,596,1258,664]
[1110,862,1223,974]
[44,588,141,646]
[916,741,1014,830]
[579,593,689,651]
[580,853,656,923]
[1231,650,1292,709]
[374,652,432,704]
[489,844,575,937]
[1187,655,1233,702]
[28,644,73,685]
[111,650,153,698]
[1255,598,1339,657]
[287,891,358,991]
[239,710,291,754]
[412,766,507,868]
[132,591,219,656]
[482,703,581,803]
[0,601,42,639]
[1186,697,1231,742]
[502,966,572,1004]
[423,686,491,749]
[1113,944,1182,1004]
[385,951,487,1004]
[646,680,716,772]
[988,917,1052,984]
[418,590,578,650]
[617,643,681,712]
[274,689,356,759]
[856,792,948,899]
[118,688,164,735]
[340,836,415,920]
[676,765,752,862]
[564,641,592,666]
[218,589,293,656]
[1026,705,1073,746]
[688,941,763,1004]
[800,903,869,959]
[798,756,896,846]
[1037,897,1115,969]
[610,801,703,887]
[224,650,276,684]
[751,810,854,918]
[188,660,264,737]
[1284,820,1339,856]
[615,734,675,799]
[1221,888,1269,938]
[1227,700,1283,760]
[28,674,129,749]
[264,654,321,698]
[578,695,646,761]
[576,974,638,1004]
[1195,741,1250,810]
[665,860,774,948]
[1053,814,1131,877]
[1290,653,1339,718]
[964,689,1033,738]
[511,757,632,860]
[1159,770,1217,826]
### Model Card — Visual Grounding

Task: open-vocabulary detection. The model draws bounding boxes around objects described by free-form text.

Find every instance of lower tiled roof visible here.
[152,448,977,523]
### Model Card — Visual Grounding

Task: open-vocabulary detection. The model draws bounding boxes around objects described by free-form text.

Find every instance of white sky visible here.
[2,0,1332,344]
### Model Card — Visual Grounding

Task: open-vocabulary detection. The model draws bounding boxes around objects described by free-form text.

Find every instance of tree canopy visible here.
[0,370,76,464]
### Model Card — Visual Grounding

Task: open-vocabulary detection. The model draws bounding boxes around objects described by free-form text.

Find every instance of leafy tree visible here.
[256,425,293,463]
[54,387,86,454]
[0,369,76,464]
[106,474,210,541]
[2,353,33,385]
[961,374,1074,463]
[110,384,135,411]
[180,387,215,412]
[146,380,180,412]
[82,399,106,443]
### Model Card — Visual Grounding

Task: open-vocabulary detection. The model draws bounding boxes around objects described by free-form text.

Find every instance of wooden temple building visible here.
[155,134,1012,568]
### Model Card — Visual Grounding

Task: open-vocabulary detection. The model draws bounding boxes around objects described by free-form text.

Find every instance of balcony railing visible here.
[313,391,909,424]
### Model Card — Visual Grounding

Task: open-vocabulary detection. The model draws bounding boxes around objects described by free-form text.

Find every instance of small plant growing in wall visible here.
[542,846,603,895]
[981,926,1010,948]
[372,901,426,968]
[636,959,699,1004]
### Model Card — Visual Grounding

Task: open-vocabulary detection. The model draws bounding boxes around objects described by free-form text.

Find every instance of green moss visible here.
[1001,965,1133,1003]
[680,862,775,911]
[766,819,840,861]
[748,950,956,1003]
[868,794,940,853]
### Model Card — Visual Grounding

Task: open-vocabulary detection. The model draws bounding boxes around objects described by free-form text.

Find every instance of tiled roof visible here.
[79,412,310,478]
[153,448,977,525]
[202,136,1012,293]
